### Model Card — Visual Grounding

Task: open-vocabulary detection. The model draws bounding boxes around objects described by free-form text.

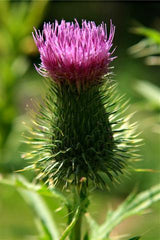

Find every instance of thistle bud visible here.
[24,20,139,189]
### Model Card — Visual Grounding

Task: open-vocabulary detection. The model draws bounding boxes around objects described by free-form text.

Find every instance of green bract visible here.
[23,77,140,189]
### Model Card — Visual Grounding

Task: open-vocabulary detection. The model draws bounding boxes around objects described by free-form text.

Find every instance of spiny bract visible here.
[23,80,140,188]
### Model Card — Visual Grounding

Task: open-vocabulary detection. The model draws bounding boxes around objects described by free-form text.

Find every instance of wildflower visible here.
[33,19,115,91]
[24,19,139,189]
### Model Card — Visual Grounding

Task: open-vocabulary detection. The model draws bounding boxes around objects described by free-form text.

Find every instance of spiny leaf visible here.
[0,174,60,239]
[0,174,71,212]
[85,184,160,240]
[85,213,100,240]
[19,189,59,240]
[98,184,160,239]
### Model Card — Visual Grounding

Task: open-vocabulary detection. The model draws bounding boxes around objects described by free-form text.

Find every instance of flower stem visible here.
[71,212,82,240]
[70,182,89,240]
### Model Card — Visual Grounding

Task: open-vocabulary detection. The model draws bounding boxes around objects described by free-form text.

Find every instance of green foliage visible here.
[19,190,59,240]
[131,25,160,44]
[0,174,65,239]
[86,184,160,239]
[129,22,160,136]
[0,174,87,240]
[85,213,100,240]
[0,173,71,213]
[1,174,160,240]
[134,80,160,111]
[129,24,160,65]
[0,0,48,169]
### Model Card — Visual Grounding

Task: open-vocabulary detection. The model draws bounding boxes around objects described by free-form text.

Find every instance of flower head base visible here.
[33,19,115,90]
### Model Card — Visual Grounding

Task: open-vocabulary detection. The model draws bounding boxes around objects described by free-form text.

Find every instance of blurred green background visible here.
[0,1,159,239]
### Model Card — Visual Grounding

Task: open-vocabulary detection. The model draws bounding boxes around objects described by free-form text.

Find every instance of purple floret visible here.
[33,19,115,90]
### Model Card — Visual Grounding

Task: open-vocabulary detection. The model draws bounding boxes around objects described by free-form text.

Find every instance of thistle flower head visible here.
[33,19,115,90]
[23,19,140,190]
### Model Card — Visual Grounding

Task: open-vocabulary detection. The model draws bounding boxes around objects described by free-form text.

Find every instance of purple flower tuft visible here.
[33,19,116,90]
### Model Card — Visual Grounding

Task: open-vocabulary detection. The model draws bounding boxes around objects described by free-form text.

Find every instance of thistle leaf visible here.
[85,213,100,240]
[19,189,59,240]
[0,173,71,214]
[0,174,60,239]
[98,184,160,239]
[85,184,160,240]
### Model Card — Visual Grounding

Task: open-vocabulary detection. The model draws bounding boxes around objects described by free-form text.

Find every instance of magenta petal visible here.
[33,19,116,88]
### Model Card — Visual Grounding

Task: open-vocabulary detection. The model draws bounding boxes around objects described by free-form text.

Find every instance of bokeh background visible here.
[0,1,160,240]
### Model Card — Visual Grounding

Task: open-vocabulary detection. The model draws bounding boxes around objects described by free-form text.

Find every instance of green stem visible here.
[60,207,80,240]
[70,183,89,240]
[71,211,82,240]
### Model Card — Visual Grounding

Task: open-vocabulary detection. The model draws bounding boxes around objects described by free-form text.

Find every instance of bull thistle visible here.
[24,19,140,190]
[23,19,140,240]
